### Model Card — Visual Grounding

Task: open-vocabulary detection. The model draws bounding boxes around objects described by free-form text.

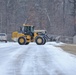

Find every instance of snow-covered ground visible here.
[0,42,76,75]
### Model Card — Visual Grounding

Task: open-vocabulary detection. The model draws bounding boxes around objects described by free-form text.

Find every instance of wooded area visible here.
[0,0,76,40]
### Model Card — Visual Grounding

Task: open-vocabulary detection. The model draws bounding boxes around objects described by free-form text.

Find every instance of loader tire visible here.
[43,37,46,45]
[35,36,44,45]
[18,37,26,45]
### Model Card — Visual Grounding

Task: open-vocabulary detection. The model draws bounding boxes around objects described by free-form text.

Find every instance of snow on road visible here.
[0,42,76,75]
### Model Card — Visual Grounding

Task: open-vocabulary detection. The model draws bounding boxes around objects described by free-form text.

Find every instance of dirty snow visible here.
[0,42,76,75]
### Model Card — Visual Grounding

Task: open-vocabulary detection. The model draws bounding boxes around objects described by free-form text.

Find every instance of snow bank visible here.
[46,42,64,46]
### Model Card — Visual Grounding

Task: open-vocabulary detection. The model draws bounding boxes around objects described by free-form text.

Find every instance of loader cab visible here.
[21,24,34,36]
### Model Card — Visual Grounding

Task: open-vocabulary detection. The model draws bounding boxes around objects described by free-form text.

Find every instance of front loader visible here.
[12,24,48,45]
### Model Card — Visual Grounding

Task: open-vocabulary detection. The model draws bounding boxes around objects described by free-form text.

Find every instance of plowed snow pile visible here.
[0,42,76,75]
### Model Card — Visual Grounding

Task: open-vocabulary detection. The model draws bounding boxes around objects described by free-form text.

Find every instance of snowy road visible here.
[0,42,76,75]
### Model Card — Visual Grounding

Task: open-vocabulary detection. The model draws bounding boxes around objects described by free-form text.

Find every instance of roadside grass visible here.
[57,44,76,55]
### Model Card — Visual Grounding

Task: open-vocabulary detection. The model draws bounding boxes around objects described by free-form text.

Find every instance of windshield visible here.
[22,26,34,33]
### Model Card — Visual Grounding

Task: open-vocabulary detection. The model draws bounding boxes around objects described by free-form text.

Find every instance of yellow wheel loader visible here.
[12,24,48,45]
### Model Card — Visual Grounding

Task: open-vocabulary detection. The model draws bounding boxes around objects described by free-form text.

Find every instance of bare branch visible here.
[68,0,74,3]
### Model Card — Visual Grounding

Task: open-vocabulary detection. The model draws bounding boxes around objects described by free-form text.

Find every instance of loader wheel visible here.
[35,36,44,45]
[18,37,26,45]
[43,37,46,45]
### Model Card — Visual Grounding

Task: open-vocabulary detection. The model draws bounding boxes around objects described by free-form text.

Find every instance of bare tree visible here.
[35,4,51,31]
[0,13,2,32]
[68,0,76,34]
[63,0,65,26]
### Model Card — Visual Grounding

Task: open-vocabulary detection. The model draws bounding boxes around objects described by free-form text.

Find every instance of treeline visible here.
[0,0,75,39]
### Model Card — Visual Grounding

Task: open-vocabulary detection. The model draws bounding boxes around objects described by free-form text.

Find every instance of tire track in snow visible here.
[9,45,64,75]
[7,45,35,75]
[21,45,64,75]
[0,45,21,65]
[0,43,23,75]
[33,45,63,75]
